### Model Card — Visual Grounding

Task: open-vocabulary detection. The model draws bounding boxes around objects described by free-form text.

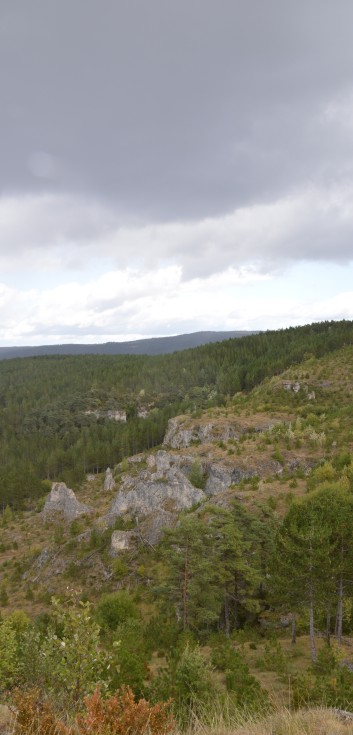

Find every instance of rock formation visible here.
[104,467,115,492]
[107,466,204,522]
[163,417,239,449]
[42,482,92,521]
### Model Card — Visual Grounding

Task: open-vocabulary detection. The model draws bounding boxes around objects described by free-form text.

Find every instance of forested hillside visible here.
[1,319,353,509]
[2,321,353,733]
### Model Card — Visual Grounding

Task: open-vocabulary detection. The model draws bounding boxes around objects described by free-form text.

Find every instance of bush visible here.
[109,620,149,698]
[96,590,138,631]
[255,639,288,676]
[12,689,69,735]
[12,687,174,735]
[152,644,217,727]
[189,461,206,489]
[77,687,174,735]
[38,595,113,708]
[211,641,267,708]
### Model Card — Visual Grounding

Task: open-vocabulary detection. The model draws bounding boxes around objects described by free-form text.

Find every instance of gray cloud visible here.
[1,184,352,281]
[2,1,353,346]
[2,0,353,223]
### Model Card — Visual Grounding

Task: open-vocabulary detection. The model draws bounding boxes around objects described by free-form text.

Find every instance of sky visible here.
[1,0,353,346]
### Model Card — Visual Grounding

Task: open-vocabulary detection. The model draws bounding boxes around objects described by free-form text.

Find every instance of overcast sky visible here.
[1,0,353,345]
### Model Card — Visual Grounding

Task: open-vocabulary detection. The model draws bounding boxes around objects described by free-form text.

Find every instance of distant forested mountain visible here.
[0,331,256,360]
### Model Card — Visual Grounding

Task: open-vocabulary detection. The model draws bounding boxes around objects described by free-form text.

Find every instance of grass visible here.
[183,706,353,735]
[2,701,353,735]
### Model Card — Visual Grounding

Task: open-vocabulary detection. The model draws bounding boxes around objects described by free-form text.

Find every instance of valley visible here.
[1,322,353,733]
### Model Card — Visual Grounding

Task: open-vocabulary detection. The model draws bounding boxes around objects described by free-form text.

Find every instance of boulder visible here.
[110,530,134,555]
[42,482,92,521]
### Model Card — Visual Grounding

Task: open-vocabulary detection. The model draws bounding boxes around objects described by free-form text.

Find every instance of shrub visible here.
[12,689,69,735]
[211,641,267,708]
[152,644,217,726]
[111,557,128,580]
[77,687,174,735]
[189,461,206,489]
[96,590,138,631]
[255,639,288,676]
[38,595,113,708]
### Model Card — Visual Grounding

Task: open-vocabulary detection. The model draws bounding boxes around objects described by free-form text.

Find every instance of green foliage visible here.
[307,461,335,491]
[272,445,285,465]
[109,619,149,697]
[152,644,217,726]
[143,615,180,654]
[37,595,114,708]
[1,320,353,508]
[255,638,288,675]
[0,583,9,606]
[188,460,206,489]
[111,557,129,579]
[0,617,21,689]
[2,504,13,526]
[95,590,138,631]
[313,644,338,675]
[0,611,30,690]
[211,639,268,707]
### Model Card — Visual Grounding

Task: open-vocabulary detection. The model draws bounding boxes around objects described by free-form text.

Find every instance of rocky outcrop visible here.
[204,464,235,495]
[42,482,92,521]
[107,448,287,528]
[107,467,204,523]
[104,467,115,492]
[163,417,239,449]
[163,415,280,449]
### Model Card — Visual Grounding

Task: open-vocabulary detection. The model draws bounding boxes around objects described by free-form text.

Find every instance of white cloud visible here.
[0,184,352,344]
[1,183,353,284]
[0,265,352,345]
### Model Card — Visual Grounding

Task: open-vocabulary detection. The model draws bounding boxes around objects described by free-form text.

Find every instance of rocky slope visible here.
[2,344,352,610]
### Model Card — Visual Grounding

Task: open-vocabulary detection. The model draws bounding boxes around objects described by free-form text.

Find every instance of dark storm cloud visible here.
[2,0,353,221]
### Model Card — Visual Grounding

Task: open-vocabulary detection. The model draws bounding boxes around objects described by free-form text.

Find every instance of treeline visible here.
[1,319,353,508]
[156,478,353,656]
[3,475,353,719]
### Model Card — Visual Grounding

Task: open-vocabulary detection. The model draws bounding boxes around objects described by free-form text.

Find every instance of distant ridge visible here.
[0,330,258,360]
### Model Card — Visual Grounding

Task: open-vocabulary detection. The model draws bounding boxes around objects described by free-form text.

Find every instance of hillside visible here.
[2,323,353,729]
[0,319,353,511]
[0,330,257,360]
[3,340,353,603]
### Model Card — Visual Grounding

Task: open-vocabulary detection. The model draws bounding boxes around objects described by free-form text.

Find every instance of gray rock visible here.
[163,417,238,449]
[111,530,134,555]
[43,482,92,521]
[205,464,233,495]
[104,467,115,492]
[107,467,205,523]
[154,450,172,473]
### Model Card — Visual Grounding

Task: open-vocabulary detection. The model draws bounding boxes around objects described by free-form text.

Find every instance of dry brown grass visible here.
[182,706,353,735]
[3,703,353,735]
